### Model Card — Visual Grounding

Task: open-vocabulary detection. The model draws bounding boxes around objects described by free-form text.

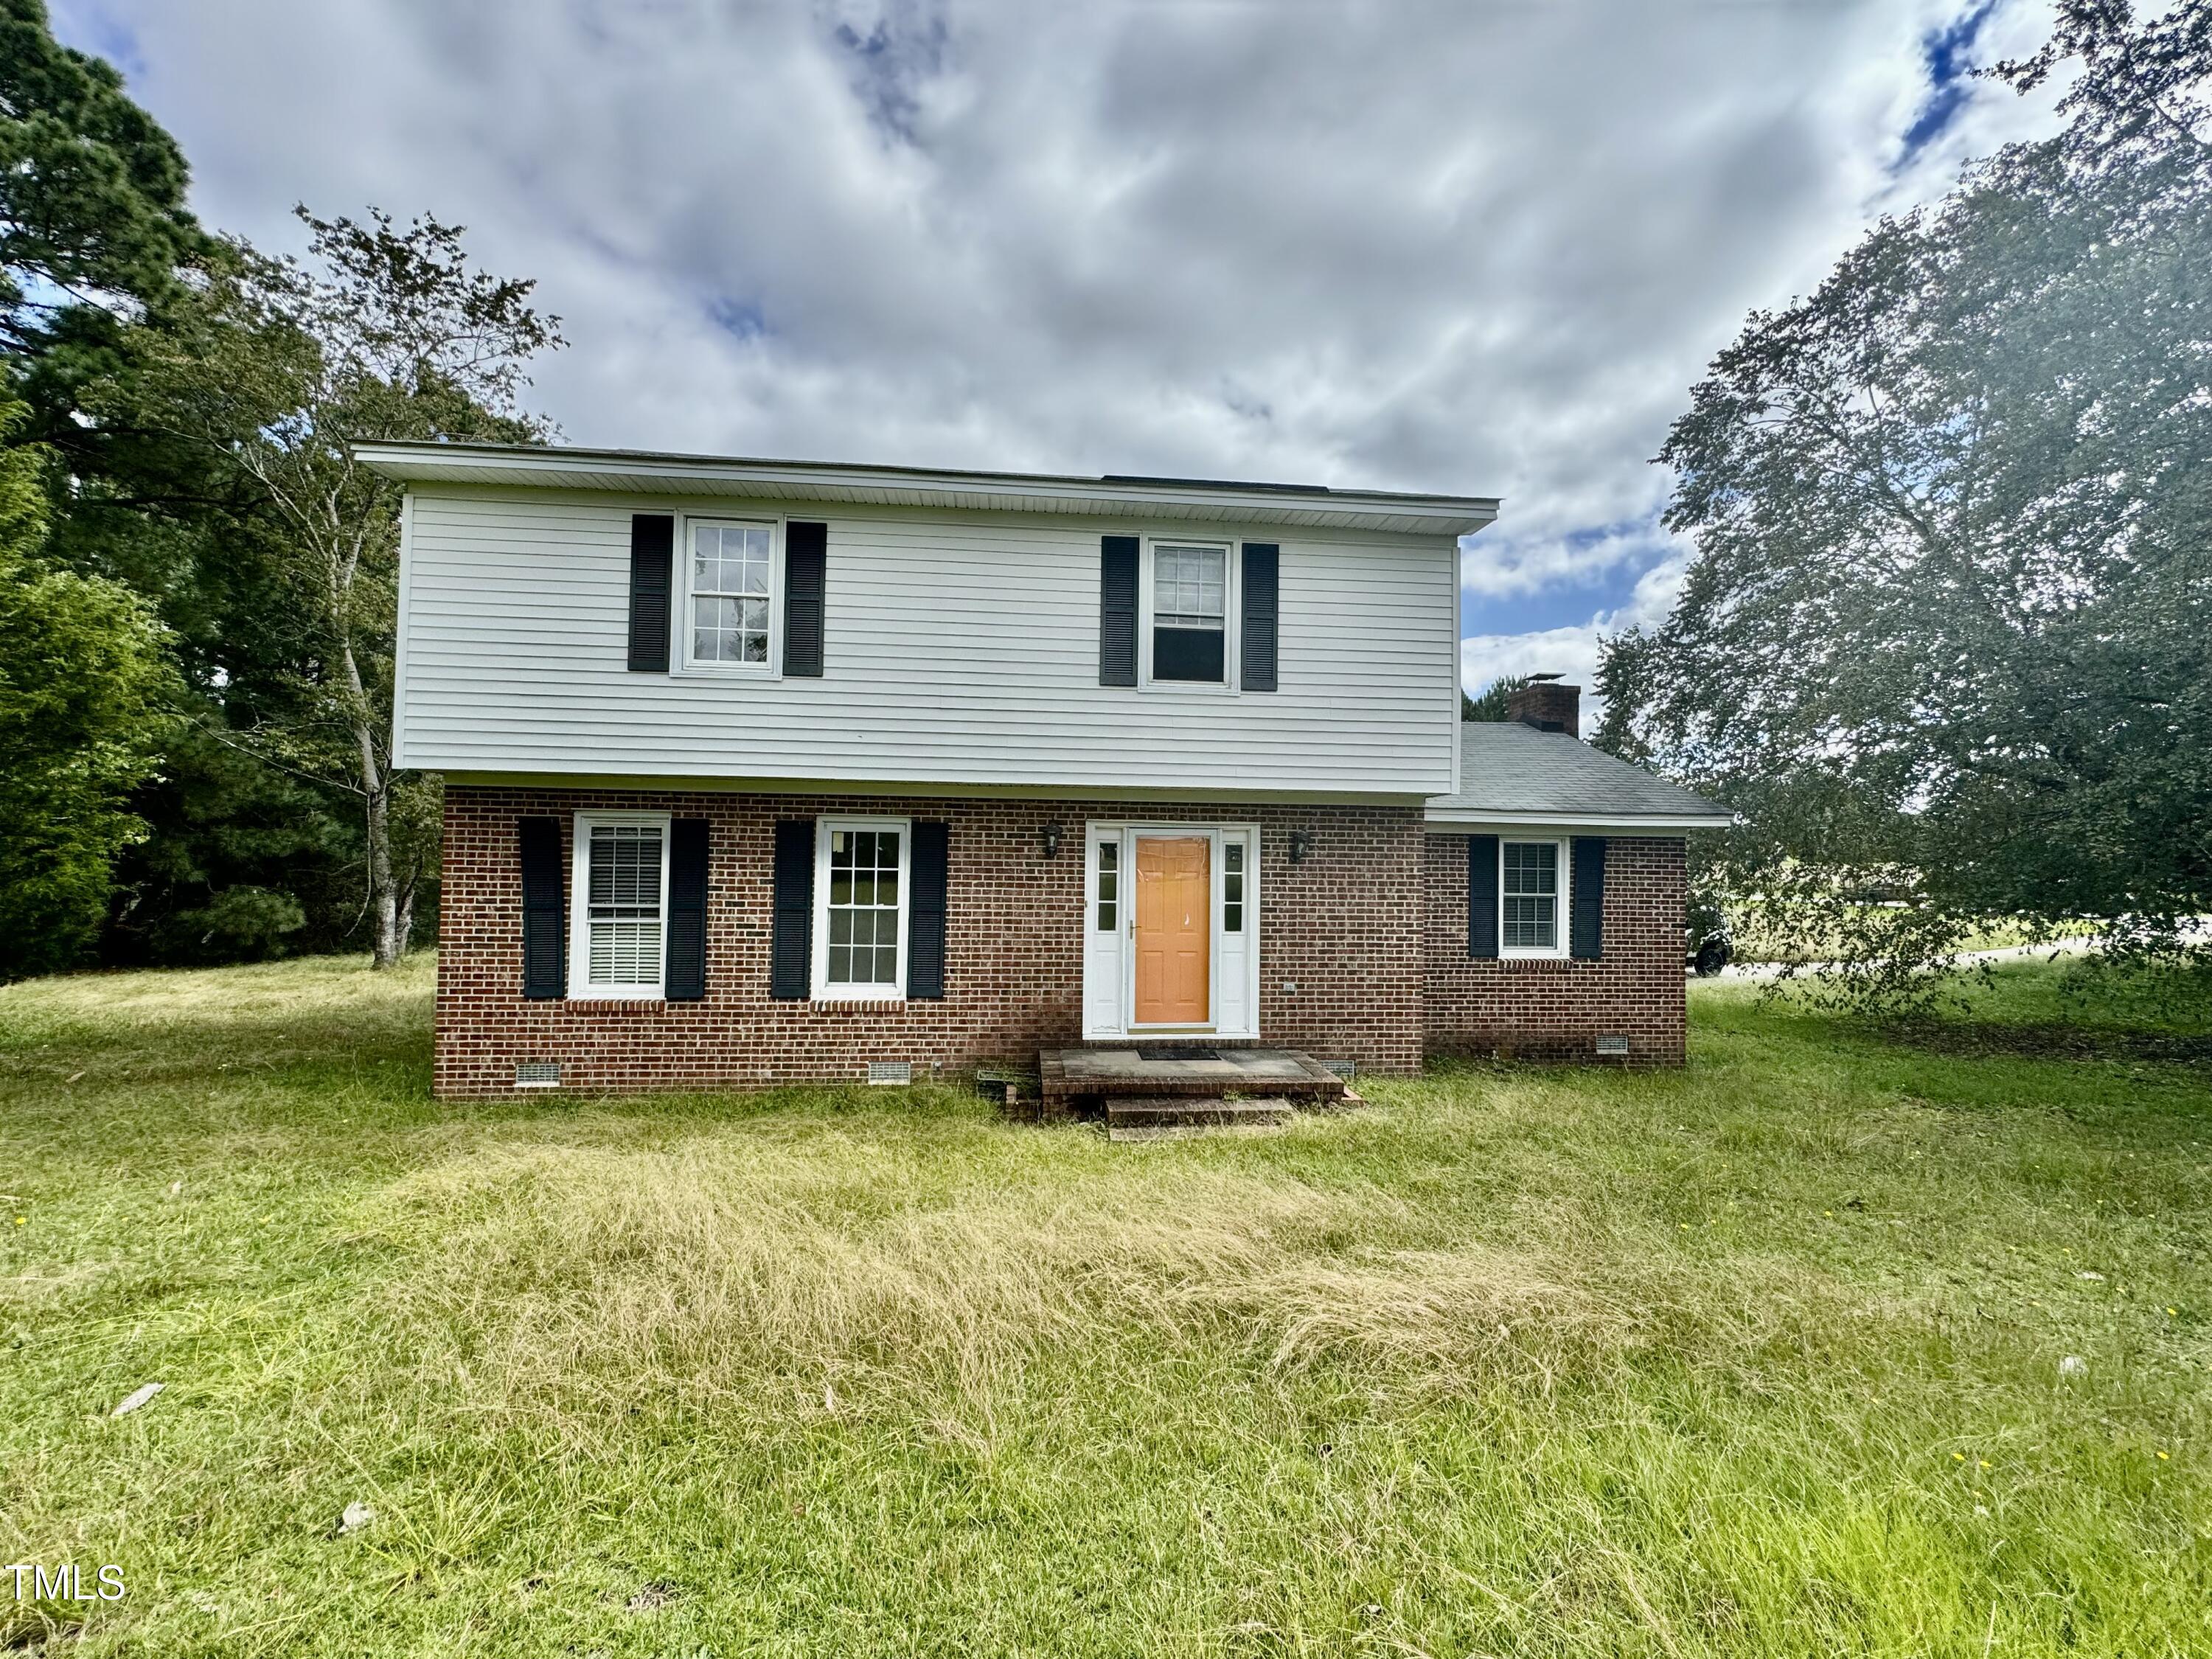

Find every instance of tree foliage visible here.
[1598,0,2212,1005]
[0,0,206,357]
[98,209,563,967]
[2,0,563,974]
[0,401,173,978]
[1461,673,1530,722]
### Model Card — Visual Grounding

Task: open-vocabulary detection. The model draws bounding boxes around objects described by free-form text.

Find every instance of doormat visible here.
[1138,1046,1220,1061]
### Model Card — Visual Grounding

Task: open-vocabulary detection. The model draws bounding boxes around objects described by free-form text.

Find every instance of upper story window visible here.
[815,817,910,999]
[570,812,670,998]
[1147,541,1230,685]
[1500,838,1565,956]
[687,519,776,669]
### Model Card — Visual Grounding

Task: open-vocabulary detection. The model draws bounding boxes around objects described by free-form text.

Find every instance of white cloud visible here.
[1461,551,1689,729]
[59,0,2068,676]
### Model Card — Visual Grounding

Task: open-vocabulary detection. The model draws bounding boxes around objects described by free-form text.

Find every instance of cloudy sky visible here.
[55,0,2067,715]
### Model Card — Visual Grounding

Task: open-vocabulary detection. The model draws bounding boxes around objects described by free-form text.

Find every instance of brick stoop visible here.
[1107,1097,1293,1141]
[1040,1046,1346,1104]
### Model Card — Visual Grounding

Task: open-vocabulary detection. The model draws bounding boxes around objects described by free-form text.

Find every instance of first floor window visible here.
[1223,839,1245,931]
[574,815,669,995]
[689,519,774,667]
[819,818,908,995]
[1150,542,1228,683]
[1501,840,1561,953]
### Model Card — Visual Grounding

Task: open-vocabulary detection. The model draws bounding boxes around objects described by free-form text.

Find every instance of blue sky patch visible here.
[50,1,148,81]
[833,8,949,147]
[708,297,768,341]
[1899,0,1999,161]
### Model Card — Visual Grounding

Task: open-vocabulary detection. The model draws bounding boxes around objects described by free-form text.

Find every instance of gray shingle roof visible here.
[1427,722,1735,827]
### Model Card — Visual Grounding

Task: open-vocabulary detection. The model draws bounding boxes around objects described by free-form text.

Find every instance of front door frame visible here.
[1082,820,1260,1040]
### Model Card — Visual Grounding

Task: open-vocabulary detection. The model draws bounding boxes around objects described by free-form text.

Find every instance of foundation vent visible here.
[867,1060,914,1086]
[1594,1035,1631,1058]
[1319,1058,1357,1080]
[515,1061,562,1089]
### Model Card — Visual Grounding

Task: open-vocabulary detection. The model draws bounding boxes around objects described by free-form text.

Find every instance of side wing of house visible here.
[1422,714,1735,1065]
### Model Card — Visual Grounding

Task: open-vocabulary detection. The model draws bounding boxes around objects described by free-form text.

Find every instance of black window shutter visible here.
[908,821,948,1000]
[771,818,814,1000]
[627,514,674,672]
[519,817,566,999]
[665,818,709,1001]
[1099,535,1138,686]
[1467,834,1499,959]
[1241,543,1279,692]
[784,521,827,677]
[1571,837,1607,960]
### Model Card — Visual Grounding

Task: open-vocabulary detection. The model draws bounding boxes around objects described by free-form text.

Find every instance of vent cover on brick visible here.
[515,1061,562,1089]
[1594,1035,1630,1057]
[867,1060,914,1086]
[1318,1057,1357,1079]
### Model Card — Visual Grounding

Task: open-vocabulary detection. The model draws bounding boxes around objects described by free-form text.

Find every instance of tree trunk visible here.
[365,768,399,970]
[336,619,403,970]
[394,875,416,961]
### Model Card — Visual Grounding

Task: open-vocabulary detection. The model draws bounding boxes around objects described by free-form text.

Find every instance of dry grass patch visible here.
[369,1133,1633,1419]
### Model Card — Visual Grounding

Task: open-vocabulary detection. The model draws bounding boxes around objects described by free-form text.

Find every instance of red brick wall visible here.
[434,787,1424,1098]
[1422,834,1687,1065]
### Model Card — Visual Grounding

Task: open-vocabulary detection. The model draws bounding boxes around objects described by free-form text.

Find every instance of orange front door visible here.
[1133,836,1211,1026]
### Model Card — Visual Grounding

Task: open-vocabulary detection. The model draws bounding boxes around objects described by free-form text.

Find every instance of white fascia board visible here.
[445,770,1438,807]
[351,442,1500,538]
[1423,810,1740,833]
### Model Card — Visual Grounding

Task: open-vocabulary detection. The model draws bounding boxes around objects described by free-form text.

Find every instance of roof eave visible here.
[1424,808,1740,831]
[351,440,1500,538]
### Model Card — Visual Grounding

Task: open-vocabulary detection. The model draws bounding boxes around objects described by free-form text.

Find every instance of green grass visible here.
[1,956,2207,1656]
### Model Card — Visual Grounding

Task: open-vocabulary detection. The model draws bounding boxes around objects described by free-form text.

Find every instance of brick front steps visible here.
[1105,1096,1295,1141]
[1032,1046,1351,1135]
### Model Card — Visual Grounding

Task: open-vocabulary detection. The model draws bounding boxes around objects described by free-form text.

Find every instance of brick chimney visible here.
[1506,676,1579,737]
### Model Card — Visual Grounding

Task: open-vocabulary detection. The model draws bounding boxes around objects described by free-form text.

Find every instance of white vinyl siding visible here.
[394,488,1458,794]
[569,813,670,997]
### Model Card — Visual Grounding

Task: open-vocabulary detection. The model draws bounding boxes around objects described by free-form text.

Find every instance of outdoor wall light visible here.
[1288,830,1312,865]
[1040,822,1062,860]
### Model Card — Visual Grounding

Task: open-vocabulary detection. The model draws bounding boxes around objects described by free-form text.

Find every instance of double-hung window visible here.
[1147,541,1231,684]
[1500,838,1565,956]
[815,817,910,999]
[686,518,776,669]
[570,813,671,997]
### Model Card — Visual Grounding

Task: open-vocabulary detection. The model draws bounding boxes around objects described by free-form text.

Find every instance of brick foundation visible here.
[1421,834,1687,1065]
[434,787,1425,1099]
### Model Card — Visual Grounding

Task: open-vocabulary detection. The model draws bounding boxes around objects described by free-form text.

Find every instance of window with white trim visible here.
[1223,840,1245,932]
[570,813,670,997]
[1500,838,1565,956]
[815,818,910,998]
[686,518,776,669]
[1148,541,1230,684]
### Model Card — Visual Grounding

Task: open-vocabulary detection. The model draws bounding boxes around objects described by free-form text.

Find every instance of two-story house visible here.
[367,441,1730,1099]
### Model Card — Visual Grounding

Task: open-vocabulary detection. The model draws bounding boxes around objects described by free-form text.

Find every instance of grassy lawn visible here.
[2,958,2207,1656]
